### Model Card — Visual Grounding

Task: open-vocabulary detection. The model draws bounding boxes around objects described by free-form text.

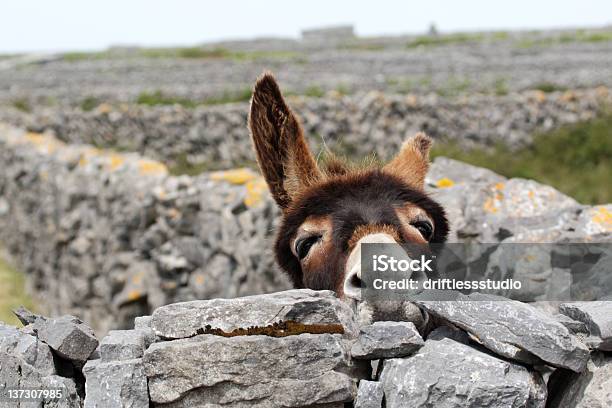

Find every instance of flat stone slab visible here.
[150,289,357,339]
[99,329,146,361]
[354,380,384,408]
[351,321,423,359]
[415,292,590,372]
[380,338,547,408]
[559,301,612,351]
[83,358,148,408]
[143,333,365,407]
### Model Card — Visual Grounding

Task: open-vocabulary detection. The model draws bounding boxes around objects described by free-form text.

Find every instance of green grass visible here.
[136,88,252,108]
[339,42,386,51]
[203,88,253,105]
[0,255,35,326]
[63,47,301,62]
[431,114,612,204]
[62,51,110,61]
[80,96,100,111]
[304,86,325,98]
[139,47,231,59]
[11,98,31,112]
[493,78,509,96]
[168,154,257,176]
[407,32,486,48]
[516,30,612,48]
[436,77,472,97]
[534,83,567,93]
[137,91,199,108]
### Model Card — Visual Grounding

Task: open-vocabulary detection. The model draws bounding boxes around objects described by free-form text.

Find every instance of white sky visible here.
[2,0,611,53]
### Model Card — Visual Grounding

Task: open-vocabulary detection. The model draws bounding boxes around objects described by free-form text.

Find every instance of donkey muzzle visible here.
[343,233,427,327]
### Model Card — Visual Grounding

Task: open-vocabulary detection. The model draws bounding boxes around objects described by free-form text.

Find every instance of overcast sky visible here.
[2,0,611,53]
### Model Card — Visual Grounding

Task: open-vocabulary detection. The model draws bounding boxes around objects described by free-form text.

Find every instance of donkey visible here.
[248,72,449,324]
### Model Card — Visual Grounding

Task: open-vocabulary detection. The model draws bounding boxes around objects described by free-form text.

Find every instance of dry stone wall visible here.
[1,291,611,407]
[1,123,611,335]
[0,124,289,335]
[1,87,610,169]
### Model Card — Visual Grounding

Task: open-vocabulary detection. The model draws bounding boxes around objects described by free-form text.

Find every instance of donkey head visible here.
[248,73,449,323]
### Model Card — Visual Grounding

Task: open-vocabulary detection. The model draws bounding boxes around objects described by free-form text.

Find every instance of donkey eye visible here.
[412,221,433,241]
[295,235,321,260]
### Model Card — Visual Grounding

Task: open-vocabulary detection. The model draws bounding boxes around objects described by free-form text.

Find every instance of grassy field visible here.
[431,114,612,204]
[0,254,35,326]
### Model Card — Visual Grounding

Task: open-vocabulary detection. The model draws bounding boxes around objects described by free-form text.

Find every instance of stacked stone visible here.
[0,307,99,407]
[1,124,611,334]
[2,291,609,407]
[0,124,289,335]
[86,290,366,407]
[1,87,609,168]
[354,297,612,407]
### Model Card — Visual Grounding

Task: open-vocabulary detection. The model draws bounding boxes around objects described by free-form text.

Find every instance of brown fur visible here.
[248,73,449,294]
[248,72,321,209]
[384,132,431,189]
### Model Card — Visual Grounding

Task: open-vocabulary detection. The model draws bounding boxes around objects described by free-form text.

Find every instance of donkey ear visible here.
[248,72,322,209]
[383,132,432,190]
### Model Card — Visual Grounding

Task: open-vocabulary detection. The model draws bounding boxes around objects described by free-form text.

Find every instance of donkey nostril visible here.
[350,273,363,289]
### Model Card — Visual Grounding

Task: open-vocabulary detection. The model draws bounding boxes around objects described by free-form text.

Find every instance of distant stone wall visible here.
[0,124,289,335]
[1,88,609,170]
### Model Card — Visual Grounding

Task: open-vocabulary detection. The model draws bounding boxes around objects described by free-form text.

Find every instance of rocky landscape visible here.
[1,290,611,407]
[1,27,612,167]
[1,27,611,407]
[1,124,611,336]
[1,28,611,105]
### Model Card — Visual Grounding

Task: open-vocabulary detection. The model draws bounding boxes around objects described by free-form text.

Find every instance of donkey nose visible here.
[343,233,399,302]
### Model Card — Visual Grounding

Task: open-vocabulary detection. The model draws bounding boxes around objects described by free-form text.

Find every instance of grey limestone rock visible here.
[143,333,365,407]
[0,322,56,376]
[559,301,612,351]
[351,321,423,359]
[99,330,146,361]
[380,338,547,408]
[150,289,358,339]
[415,292,590,372]
[555,313,589,334]
[83,358,148,408]
[354,380,384,408]
[0,351,81,408]
[34,315,99,364]
[549,352,612,408]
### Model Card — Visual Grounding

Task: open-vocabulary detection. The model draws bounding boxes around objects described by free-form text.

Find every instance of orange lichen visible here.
[211,168,258,185]
[108,155,125,171]
[483,197,499,213]
[127,290,143,301]
[244,178,268,207]
[435,178,455,188]
[591,206,612,231]
[138,160,167,175]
